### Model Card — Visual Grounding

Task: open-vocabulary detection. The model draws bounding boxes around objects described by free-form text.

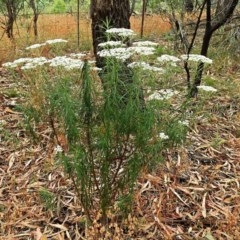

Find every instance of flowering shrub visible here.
[2,32,215,220]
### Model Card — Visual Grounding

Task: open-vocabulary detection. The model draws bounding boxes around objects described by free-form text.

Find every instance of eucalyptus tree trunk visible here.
[90,0,145,108]
[90,0,131,61]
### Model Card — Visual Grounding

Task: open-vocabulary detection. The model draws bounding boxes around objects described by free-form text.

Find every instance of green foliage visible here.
[15,30,191,222]
[21,105,40,140]
[39,188,56,210]
[20,55,187,221]
[51,0,66,13]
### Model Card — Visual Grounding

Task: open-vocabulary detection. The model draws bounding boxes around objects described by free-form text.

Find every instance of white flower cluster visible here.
[178,120,190,126]
[25,38,68,50]
[97,46,155,61]
[21,57,49,70]
[128,61,165,73]
[129,46,155,56]
[69,53,87,58]
[106,28,136,37]
[3,55,85,71]
[3,57,48,69]
[2,57,37,68]
[157,54,181,63]
[180,54,213,64]
[98,41,126,48]
[148,89,179,101]
[45,39,68,44]
[26,43,46,50]
[197,85,217,92]
[132,41,158,47]
[49,56,84,70]
[97,47,133,61]
[54,145,63,154]
[159,132,169,140]
[97,29,157,61]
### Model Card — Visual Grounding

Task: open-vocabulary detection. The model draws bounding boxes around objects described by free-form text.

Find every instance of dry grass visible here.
[0,14,170,63]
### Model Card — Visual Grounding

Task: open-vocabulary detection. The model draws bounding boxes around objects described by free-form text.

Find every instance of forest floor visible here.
[1,56,240,239]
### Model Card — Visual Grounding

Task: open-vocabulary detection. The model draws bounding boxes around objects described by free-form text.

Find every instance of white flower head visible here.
[128,46,155,55]
[159,132,169,140]
[132,41,158,47]
[106,28,136,37]
[97,47,133,61]
[128,61,165,73]
[26,43,46,50]
[2,62,18,68]
[69,53,87,58]
[13,57,33,64]
[30,57,48,64]
[178,120,190,126]
[98,41,126,48]
[157,54,181,63]
[4,57,48,69]
[180,54,213,64]
[45,39,68,44]
[148,89,179,101]
[49,56,84,70]
[21,63,36,70]
[54,145,63,154]
[20,57,48,70]
[197,85,217,92]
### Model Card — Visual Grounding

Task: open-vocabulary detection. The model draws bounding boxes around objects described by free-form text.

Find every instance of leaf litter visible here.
[0,66,240,239]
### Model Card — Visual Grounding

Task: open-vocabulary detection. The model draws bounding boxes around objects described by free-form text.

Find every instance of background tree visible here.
[28,0,45,38]
[0,0,25,39]
[185,0,194,13]
[155,0,239,96]
[190,0,239,96]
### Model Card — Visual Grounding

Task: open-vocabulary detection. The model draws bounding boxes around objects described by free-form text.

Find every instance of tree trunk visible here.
[185,0,194,13]
[140,0,147,38]
[3,0,24,39]
[5,1,15,39]
[29,0,39,38]
[33,15,38,38]
[90,0,145,109]
[90,0,131,59]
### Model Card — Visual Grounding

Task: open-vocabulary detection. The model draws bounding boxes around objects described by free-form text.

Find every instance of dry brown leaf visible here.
[169,187,189,206]
[202,192,208,218]
[7,153,16,172]
[34,228,47,240]
[49,223,68,231]
[4,107,21,114]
